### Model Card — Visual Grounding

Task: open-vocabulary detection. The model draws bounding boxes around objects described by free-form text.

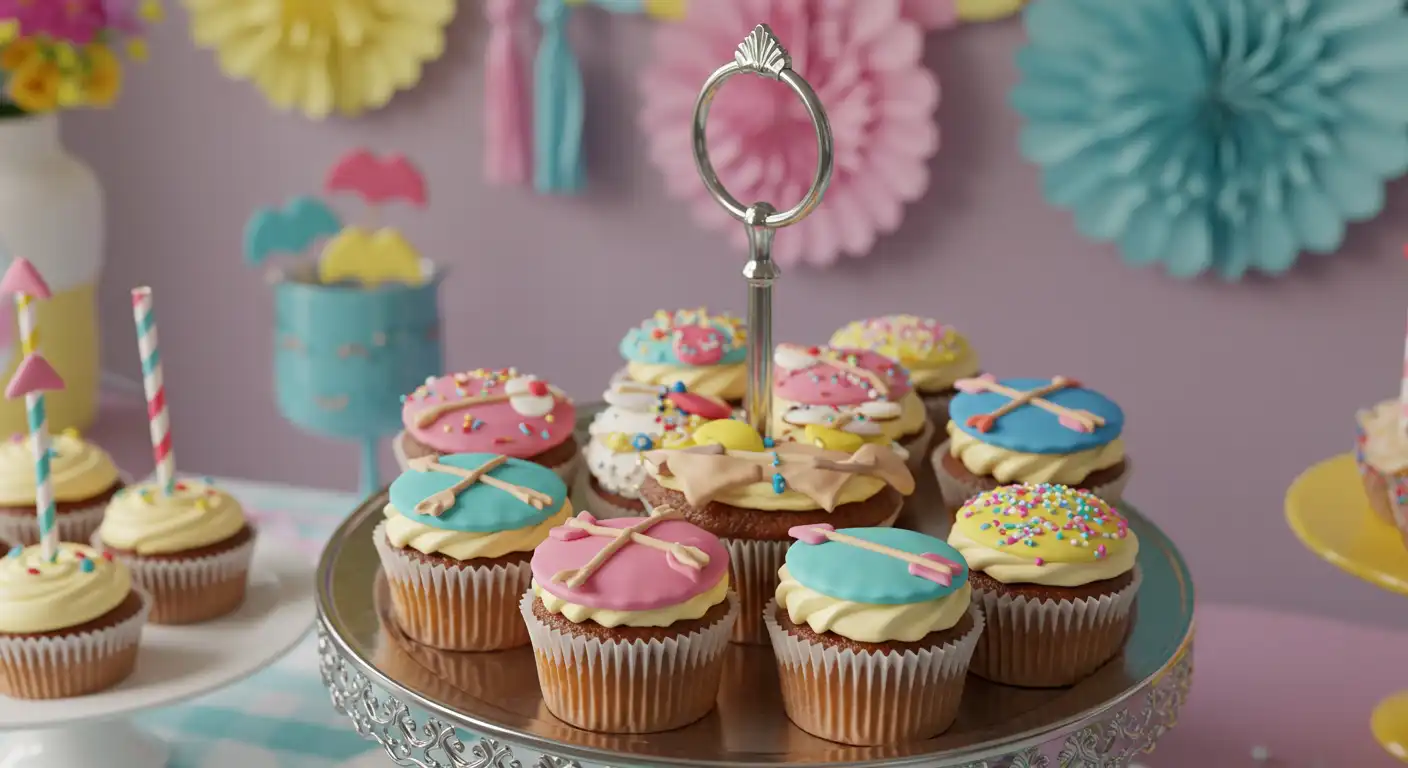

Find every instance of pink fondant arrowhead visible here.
[5,354,64,399]
[0,258,51,300]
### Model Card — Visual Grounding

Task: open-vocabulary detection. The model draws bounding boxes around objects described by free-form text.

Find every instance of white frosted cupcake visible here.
[0,430,123,546]
[94,480,254,625]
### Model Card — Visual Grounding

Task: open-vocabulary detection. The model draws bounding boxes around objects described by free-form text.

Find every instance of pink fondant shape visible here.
[532,517,729,612]
[788,523,833,545]
[667,391,731,420]
[954,373,998,394]
[5,354,64,399]
[550,526,588,541]
[1057,413,1094,433]
[672,325,726,366]
[0,258,52,300]
[325,150,428,207]
[908,552,957,586]
[773,346,913,406]
[401,370,577,459]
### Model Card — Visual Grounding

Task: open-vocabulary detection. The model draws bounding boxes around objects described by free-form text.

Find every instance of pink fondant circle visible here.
[532,517,730,612]
[401,369,577,459]
[773,346,913,406]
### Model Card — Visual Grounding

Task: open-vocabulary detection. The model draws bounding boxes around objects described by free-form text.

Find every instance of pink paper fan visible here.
[640,0,941,268]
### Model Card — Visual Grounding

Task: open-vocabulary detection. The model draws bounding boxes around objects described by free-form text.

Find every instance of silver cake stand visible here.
[314,23,1194,768]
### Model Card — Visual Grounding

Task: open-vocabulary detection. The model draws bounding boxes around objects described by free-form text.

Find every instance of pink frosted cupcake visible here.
[770,344,934,471]
[394,368,580,483]
[521,509,738,733]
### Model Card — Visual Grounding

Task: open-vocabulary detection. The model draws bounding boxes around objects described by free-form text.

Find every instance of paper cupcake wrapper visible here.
[969,566,1142,688]
[931,441,1131,512]
[0,588,150,699]
[0,501,107,548]
[94,530,255,625]
[520,589,738,734]
[373,522,533,651]
[764,601,984,746]
[574,472,645,520]
[395,430,582,486]
[721,507,901,646]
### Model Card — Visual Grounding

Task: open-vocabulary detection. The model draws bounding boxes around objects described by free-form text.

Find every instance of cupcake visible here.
[94,479,254,625]
[376,452,571,651]
[639,419,915,645]
[581,379,731,518]
[522,508,738,733]
[936,375,1129,509]
[767,525,984,745]
[1355,401,1407,527]
[830,315,980,426]
[0,542,149,698]
[394,368,581,483]
[0,430,123,547]
[616,307,748,404]
[948,483,1140,687]
[771,344,934,471]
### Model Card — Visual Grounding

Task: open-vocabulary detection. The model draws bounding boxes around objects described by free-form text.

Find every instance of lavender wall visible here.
[65,13,1408,623]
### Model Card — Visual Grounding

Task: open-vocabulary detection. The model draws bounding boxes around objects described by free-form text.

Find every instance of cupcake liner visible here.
[900,419,936,474]
[721,507,901,646]
[0,502,107,547]
[0,589,150,699]
[764,601,984,746]
[373,522,533,651]
[95,530,255,626]
[931,442,1132,511]
[520,589,738,734]
[394,430,582,486]
[920,390,957,429]
[1354,418,1401,527]
[969,566,1142,688]
[574,472,644,520]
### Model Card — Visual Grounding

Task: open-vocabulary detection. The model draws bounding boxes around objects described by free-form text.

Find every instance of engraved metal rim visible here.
[314,514,1195,768]
[690,26,835,230]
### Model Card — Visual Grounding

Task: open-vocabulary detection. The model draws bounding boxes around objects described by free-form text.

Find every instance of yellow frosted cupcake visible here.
[830,315,980,425]
[0,542,150,699]
[0,431,123,547]
[94,480,254,625]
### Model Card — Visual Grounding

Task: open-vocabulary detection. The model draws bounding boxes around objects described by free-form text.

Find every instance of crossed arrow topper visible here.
[954,375,1105,434]
[548,507,710,589]
[788,523,960,587]
[405,455,556,516]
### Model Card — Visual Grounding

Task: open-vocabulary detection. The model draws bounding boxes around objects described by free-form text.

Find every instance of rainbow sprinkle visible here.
[959,483,1129,566]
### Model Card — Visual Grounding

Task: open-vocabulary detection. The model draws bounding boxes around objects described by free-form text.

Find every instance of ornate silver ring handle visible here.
[691,24,835,437]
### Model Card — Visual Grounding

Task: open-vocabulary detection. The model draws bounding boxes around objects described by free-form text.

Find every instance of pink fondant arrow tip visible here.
[0,258,51,300]
[788,523,834,545]
[908,552,958,587]
[5,354,64,399]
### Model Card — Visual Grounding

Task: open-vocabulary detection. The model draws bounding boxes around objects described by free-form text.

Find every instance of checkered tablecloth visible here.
[6,478,377,768]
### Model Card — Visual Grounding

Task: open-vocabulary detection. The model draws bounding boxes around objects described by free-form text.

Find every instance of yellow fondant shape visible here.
[318,227,426,287]
[691,419,765,453]
[803,425,866,454]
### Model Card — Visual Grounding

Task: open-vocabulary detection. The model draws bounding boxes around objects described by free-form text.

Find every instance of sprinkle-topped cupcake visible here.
[0,430,123,547]
[581,379,728,518]
[0,542,149,698]
[522,509,737,733]
[395,368,580,482]
[639,419,916,644]
[768,525,984,745]
[948,483,1140,687]
[771,344,934,469]
[936,375,1129,508]
[830,315,980,425]
[376,453,571,651]
[617,308,748,403]
[95,479,254,625]
[1354,400,1408,527]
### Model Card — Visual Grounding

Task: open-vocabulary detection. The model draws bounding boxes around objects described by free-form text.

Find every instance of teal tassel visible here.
[534,0,585,194]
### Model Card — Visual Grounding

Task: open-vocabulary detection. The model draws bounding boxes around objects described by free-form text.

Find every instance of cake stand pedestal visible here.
[0,541,315,768]
[1286,454,1408,763]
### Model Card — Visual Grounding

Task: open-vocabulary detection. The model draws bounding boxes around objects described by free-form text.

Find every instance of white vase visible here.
[0,113,104,433]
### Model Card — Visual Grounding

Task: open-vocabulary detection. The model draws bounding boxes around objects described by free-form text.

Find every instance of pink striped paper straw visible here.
[132,286,175,494]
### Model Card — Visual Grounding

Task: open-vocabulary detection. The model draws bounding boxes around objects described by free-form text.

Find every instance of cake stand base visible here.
[0,720,167,768]
[1373,692,1408,763]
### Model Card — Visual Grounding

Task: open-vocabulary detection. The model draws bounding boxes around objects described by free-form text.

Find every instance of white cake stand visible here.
[0,540,314,768]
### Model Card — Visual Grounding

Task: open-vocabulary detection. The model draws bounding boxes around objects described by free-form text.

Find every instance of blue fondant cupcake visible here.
[933,375,1130,508]
[373,453,572,651]
[765,524,984,746]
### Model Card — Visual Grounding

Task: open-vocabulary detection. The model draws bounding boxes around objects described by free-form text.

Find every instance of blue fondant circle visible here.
[785,527,969,605]
[947,377,1124,454]
[389,453,567,533]
[619,319,746,367]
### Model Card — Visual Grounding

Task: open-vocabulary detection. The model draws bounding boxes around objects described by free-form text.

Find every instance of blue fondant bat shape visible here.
[243,196,343,266]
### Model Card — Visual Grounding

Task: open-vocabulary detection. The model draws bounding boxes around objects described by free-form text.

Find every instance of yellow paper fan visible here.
[183,0,454,119]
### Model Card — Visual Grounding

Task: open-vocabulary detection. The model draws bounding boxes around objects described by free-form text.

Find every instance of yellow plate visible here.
[1284,455,1408,596]
[1375,691,1408,763]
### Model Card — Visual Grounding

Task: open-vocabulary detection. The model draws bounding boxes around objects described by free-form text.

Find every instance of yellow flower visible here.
[126,38,149,62]
[0,21,19,45]
[56,76,85,107]
[6,60,61,113]
[140,0,165,22]
[81,44,122,107]
[0,38,41,73]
